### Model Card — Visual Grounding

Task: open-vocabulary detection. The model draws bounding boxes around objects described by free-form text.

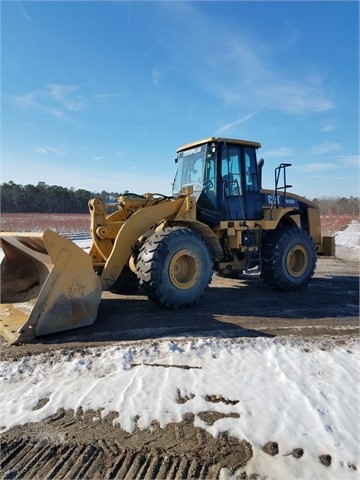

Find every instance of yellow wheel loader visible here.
[0,137,333,344]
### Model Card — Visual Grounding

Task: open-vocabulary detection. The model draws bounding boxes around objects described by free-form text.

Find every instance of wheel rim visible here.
[285,244,308,277]
[169,249,201,289]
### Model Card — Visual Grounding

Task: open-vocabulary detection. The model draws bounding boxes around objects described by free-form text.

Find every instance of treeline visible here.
[0,181,359,215]
[312,196,359,216]
[0,181,121,214]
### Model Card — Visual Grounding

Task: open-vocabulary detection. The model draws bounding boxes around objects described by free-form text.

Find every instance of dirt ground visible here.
[1,250,359,359]
[0,251,359,479]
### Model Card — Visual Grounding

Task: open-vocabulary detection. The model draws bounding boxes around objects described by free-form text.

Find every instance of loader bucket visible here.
[0,230,102,345]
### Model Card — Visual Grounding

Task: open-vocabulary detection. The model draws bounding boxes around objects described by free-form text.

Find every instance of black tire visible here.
[109,266,139,294]
[261,227,317,291]
[136,227,213,309]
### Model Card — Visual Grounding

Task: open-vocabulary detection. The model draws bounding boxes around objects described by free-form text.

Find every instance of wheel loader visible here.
[0,137,334,344]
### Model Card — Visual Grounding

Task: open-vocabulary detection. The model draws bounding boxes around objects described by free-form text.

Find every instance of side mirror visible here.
[257,158,264,189]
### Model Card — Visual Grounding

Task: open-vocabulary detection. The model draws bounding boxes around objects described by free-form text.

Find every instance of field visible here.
[0,213,90,237]
[1,212,358,236]
[320,214,359,235]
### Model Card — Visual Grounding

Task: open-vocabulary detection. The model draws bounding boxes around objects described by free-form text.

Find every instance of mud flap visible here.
[0,230,102,345]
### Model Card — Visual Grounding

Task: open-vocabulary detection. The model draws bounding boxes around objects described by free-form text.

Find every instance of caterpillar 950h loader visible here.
[0,137,333,344]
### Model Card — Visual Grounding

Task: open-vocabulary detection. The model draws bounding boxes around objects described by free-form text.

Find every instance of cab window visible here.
[221,146,242,196]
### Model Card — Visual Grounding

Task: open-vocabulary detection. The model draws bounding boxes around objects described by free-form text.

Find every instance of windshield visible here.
[172,144,207,197]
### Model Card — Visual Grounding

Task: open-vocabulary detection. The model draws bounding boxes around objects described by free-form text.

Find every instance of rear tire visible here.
[261,227,316,291]
[136,227,213,309]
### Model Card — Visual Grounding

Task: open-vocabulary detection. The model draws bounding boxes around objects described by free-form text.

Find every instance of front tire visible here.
[136,227,213,308]
[261,227,316,291]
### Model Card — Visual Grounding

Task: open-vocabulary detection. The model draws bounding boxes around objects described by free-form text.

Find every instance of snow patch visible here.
[335,220,360,249]
[1,336,359,479]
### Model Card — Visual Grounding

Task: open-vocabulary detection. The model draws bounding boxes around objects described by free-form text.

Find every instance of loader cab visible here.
[173,138,263,226]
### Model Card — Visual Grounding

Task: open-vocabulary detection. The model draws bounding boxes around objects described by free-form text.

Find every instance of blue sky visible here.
[1,1,359,199]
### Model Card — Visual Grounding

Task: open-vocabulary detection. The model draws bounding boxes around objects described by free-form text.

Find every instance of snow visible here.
[1,338,359,479]
[333,220,360,263]
[335,221,360,264]
[335,220,360,250]
[0,221,359,479]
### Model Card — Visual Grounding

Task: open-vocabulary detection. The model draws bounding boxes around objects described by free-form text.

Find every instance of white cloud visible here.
[48,84,86,112]
[11,92,37,110]
[321,120,337,132]
[34,147,48,155]
[279,24,302,50]
[259,82,335,114]
[296,162,337,173]
[215,112,259,135]
[261,147,296,158]
[337,155,360,166]
[311,141,342,155]
[16,1,31,21]
[7,84,87,120]
[35,146,66,156]
[156,3,335,116]
[152,68,163,87]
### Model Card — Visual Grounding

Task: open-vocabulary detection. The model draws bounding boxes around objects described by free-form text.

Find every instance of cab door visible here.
[220,145,245,220]
[220,145,263,220]
[243,147,263,220]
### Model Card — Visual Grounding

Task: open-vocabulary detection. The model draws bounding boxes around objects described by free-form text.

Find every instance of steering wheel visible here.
[203,179,214,190]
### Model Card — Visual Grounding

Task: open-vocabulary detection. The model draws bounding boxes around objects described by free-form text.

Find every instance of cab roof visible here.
[177,137,261,153]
